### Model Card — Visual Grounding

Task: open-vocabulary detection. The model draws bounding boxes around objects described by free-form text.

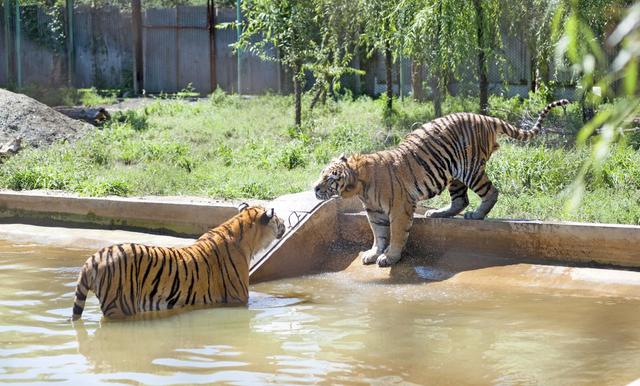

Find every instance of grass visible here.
[1,90,638,224]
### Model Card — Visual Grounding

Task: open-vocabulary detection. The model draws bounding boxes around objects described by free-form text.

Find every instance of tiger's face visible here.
[314,154,356,200]
[267,210,286,239]
[238,203,286,239]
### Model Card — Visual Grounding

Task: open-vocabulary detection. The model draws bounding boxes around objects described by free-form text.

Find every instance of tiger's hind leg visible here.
[428,179,469,218]
[464,172,498,220]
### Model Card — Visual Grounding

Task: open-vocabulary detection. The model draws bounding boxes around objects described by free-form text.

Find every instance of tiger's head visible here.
[314,154,360,200]
[237,203,286,240]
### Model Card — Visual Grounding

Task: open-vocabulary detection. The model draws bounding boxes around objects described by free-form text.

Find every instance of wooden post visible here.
[207,0,216,92]
[131,0,143,95]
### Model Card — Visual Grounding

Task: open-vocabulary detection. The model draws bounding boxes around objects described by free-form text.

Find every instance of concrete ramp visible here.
[250,192,338,283]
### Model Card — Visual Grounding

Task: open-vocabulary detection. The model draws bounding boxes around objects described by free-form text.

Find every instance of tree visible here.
[504,0,559,92]
[360,0,400,114]
[472,0,506,114]
[554,0,639,211]
[307,0,363,109]
[405,0,473,116]
[234,0,319,127]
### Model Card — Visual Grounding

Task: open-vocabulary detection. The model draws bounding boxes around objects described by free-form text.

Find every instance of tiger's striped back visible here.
[71,206,285,320]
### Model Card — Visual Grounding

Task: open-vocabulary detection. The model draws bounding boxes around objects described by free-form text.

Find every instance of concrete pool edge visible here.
[0,190,639,274]
[339,212,640,269]
[0,190,246,237]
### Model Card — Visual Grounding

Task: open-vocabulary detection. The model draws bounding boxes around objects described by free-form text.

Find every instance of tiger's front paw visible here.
[360,248,381,265]
[463,211,485,220]
[376,253,401,267]
[427,209,454,218]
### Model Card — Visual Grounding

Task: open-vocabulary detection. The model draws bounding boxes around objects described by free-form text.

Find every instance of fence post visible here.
[131,0,143,94]
[14,0,20,88]
[236,0,241,95]
[66,0,74,86]
[3,0,11,85]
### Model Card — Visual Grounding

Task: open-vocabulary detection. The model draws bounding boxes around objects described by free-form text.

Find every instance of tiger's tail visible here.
[72,261,94,321]
[498,99,570,141]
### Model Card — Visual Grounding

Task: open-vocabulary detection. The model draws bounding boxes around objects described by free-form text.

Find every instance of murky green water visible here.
[2,239,640,385]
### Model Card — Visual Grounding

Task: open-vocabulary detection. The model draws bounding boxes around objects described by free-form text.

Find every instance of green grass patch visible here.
[1,92,638,224]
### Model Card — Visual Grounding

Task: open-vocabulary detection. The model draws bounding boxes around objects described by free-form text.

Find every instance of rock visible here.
[0,137,22,160]
[0,88,94,148]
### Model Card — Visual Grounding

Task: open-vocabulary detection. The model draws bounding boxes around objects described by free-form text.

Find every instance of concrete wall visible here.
[338,213,640,269]
[0,191,241,237]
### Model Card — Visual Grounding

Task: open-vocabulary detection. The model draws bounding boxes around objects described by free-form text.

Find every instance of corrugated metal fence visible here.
[0,5,573,97]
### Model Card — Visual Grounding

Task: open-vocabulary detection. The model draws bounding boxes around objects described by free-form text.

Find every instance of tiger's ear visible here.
[339,153,348,162]
[260,208,275,225]
[237,202,249,212]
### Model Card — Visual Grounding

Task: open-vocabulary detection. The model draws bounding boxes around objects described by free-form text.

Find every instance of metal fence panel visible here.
[144,8,178,93]
[176,6,211,94]
[74,6,132,89]
[0,4,576,98]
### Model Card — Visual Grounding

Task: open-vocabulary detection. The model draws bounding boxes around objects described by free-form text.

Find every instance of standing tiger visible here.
[314,99,569,267]
[71,204,285,320]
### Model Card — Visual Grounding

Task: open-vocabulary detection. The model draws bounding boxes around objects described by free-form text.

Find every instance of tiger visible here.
[71,204,285,320]
[314,99,570,267]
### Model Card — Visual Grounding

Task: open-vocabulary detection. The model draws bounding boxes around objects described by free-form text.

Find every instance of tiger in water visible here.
[314,99,570,267]
[71,204,285,320]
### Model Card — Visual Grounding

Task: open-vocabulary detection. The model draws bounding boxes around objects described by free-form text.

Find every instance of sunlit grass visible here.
[0,92,638,224]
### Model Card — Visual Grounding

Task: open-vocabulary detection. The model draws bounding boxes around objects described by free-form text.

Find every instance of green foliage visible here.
[554,1,640,213]
[78,88,118,106]
[278,141,308,169]
[20,4,66,53]
[0,94,637,223]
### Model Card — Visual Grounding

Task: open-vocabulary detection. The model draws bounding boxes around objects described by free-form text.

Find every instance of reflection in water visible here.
[2,239,640,385]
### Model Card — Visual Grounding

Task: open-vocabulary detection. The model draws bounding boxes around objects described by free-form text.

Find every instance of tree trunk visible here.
[385,42,393,112]
[396,54,402,100]
[411,61,424,101]
[293,62,303,127]
[474,0,488,114]
[432,1,443,117]
[309,87,323,111]
[531,56,537,92]
[430,75,442,118]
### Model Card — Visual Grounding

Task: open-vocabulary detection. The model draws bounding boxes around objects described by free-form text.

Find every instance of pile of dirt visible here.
[0,89,94,148]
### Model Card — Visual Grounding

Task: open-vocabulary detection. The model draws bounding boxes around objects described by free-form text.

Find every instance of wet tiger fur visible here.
[71,204,285,320]
[314,99,570,267]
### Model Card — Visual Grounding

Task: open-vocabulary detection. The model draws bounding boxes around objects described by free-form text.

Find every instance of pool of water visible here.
[2,238,640,385]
